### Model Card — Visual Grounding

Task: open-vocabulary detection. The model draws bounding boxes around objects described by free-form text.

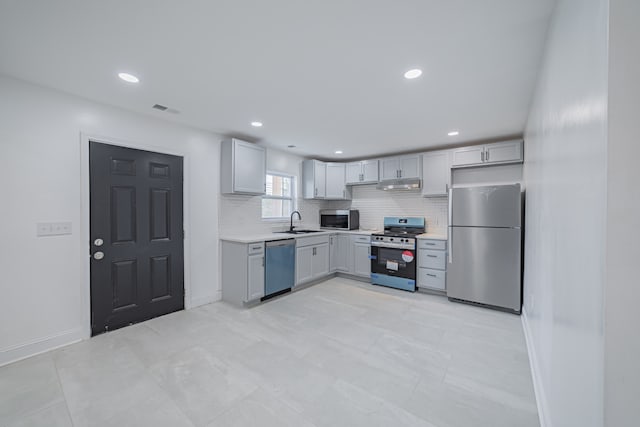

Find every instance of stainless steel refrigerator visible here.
[447,184,523,313]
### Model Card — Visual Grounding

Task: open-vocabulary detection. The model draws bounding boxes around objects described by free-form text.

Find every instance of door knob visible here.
[94,238,104,247]
[93,251,104,260]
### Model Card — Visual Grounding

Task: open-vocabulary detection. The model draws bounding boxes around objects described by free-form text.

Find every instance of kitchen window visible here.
[262,172,296,220]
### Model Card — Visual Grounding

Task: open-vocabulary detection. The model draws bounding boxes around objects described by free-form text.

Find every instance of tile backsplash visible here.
[219,184,448,235]
[327,185,448,234]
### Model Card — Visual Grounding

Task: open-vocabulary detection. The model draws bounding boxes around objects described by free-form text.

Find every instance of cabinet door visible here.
[361,160,379,183]
[312,243,330,279]
[247,254,265,301]
[345,162,362,185]
[296,246,314,285]
[314,161,326,198]
[336,234,352,272]
[451,146,485,167]
[325,163,346,199]
[233,140,266,194]
[484,140,523,164]
[353,243,371,278]
[329,235,338,272]
[399,155,421,179]
[380,157,400,180]
[422,151,451,197]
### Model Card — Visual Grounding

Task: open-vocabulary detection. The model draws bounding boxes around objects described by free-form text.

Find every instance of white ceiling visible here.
[0,0,556,160]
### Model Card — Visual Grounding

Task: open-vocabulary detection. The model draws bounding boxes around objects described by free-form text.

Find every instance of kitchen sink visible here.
[274,229,323,235]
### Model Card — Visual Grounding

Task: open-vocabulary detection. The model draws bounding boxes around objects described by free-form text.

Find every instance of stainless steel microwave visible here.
[320,210,360,230]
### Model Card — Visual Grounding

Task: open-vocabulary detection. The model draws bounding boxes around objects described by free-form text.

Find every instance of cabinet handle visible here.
[481,151,485,162]
[252,246,261,250]
[425,243,436,246]
[427,273,437,278]
[262,257,264,267]
[486,150,490,161]
[427,255,438,258]
[315,188,318,196]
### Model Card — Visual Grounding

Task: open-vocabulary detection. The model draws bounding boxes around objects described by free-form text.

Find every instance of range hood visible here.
[376,178,422,191]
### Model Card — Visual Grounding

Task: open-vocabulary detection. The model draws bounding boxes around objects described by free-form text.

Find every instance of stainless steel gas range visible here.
[370,217,425,292]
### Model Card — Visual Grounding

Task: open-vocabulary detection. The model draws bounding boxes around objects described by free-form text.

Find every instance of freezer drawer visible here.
[418,249,446,270]
[450,185,521,228]
[417,268,446,291]
[447,227,522,312]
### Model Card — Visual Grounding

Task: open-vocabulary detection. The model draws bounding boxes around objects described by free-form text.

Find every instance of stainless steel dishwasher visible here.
[264,239,296,299]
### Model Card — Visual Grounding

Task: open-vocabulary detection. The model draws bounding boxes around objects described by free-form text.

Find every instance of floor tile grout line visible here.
[52,354,76,427]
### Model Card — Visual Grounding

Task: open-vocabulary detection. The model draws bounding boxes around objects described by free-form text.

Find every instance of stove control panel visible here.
[371,235,416,249]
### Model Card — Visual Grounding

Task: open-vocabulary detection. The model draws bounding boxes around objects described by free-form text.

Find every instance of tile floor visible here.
[0,277,539,427]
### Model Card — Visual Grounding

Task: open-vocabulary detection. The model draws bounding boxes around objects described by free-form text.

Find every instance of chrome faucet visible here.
[290,211,301,232]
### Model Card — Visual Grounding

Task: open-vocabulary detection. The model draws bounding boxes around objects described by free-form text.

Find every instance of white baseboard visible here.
[190,292,221,309]
[521,308,551,427]
[0,328,84,367]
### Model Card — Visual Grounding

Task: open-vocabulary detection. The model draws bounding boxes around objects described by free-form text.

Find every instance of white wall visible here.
[604,0,640,425]
[0,75,222,366]
[522,0,609,426]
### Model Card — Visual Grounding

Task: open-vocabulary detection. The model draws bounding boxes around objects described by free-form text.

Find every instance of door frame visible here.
[79,133,192,340]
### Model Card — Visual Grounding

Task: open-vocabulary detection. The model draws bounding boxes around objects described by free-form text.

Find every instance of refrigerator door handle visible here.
[448,187,453,264]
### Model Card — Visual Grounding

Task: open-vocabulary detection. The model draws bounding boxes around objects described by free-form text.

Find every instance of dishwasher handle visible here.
[266,239,296,248]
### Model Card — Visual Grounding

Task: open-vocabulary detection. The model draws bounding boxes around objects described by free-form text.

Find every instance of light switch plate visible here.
[37,222,72,237]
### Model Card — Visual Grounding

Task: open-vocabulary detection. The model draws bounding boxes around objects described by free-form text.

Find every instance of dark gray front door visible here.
[89,141,184,336]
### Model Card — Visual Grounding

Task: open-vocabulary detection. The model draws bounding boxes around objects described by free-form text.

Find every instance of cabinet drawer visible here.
[296,235,330,248]
[351,234,371,243]
[418,249,446,270]
[417,239,446,251]
[417,268,446,290]
[247,242,264,255]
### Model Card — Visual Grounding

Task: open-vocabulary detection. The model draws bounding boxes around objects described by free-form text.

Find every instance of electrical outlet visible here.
[36,223,52,236]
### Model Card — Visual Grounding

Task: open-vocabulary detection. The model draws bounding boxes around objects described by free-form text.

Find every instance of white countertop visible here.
[220,229,380,244]
[416,232,448,241]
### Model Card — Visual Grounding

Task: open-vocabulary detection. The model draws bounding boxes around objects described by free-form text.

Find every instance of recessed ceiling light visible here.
[251,121,263,127]
[448,131,460,136]
[118,72,139,83]
[404,69,423,79]
[335,150,343,154]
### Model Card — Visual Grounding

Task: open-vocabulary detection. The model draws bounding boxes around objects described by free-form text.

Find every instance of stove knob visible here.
[390,238,394,241]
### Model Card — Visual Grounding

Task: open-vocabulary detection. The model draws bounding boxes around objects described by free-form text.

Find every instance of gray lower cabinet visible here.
[329,234,351,272]
[352,235,371,278]
[221,241,265,305]
[417,239,447,291]
[296,235,330,285]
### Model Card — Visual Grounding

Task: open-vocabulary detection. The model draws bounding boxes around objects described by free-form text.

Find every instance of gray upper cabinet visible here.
[302,160,326,199]
[421,150,451,197]
[451,140,523,168]
[345,160,379,185]
[221,138,266,195]
[380,155,421,180]
[325,163,351,200]
[484,140,524,164]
